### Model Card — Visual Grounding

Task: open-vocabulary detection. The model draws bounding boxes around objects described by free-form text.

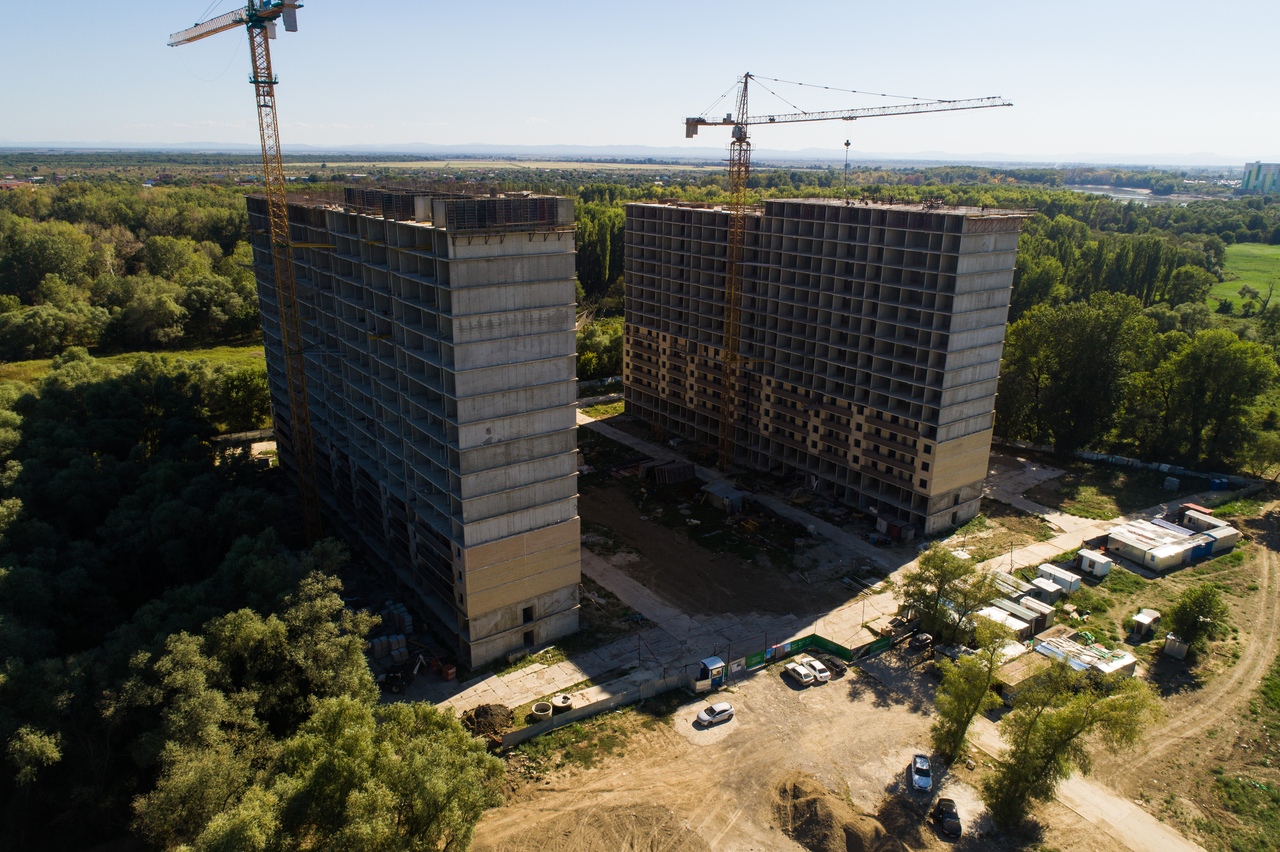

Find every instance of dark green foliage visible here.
[0,350,501,850]
[1167,583,1231,652]
[577,316,623,381]
[981,663,1160,829]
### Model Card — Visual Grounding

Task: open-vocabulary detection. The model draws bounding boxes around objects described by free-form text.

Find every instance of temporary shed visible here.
[992,597,1048,635]
[701,481,746,513]
[993,572,1034,598]
[1030,577,1062,604]
[1132,608,1161,639]
[1163,633,1190,660]
[1038,564,1082,593]
[1017,595,1057,631]
[977,606,1031,640]
[1077,549,1113,577]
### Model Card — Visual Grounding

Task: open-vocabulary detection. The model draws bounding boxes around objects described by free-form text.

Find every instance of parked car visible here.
[783,661,816,687]
[930,797,962,837]
[910,753,933,793]
[798,654,831,683]
[818,653,848,677]
[695,701,735,726]
[909,632,933,650]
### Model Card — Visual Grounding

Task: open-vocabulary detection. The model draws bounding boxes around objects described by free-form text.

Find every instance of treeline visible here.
[997,294,1277,466]
[0,183,258,360]
[0,352,500,849]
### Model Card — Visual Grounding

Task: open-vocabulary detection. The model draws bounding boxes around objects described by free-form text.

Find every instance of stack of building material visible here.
[383,602,414,635]
[370,633,409,663]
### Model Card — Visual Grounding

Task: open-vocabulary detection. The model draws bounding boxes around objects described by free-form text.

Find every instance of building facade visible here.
[248,189,581,667]
[623,199,1026,536]
[1242,162,1280,194]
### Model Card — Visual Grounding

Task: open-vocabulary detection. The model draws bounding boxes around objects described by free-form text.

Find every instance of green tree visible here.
[1159,329,1277,464]
[996,293,1154,454]
[1166,583,1230,653]
[898,545,999,645]
[980,663,1160,828]
[1165,265,1216,306]
[930,619,1012,760]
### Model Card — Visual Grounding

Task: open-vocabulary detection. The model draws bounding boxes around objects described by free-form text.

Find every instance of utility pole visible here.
[843,140,851,196]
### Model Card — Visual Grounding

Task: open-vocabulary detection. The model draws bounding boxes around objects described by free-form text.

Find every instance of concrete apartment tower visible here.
[248,189,581,668]
[624,199,1026,536]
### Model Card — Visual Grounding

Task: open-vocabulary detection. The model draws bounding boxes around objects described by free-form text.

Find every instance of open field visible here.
[1024,460,1208,520]
[0,342,265,384]
[1211,243,1280,309]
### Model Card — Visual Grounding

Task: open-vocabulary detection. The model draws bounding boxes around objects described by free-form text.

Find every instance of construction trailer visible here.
[1037,563,1082,593]
[1076,548,1112,577]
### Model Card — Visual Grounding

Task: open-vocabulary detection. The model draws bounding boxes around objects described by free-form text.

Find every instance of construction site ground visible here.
[387,405,1278,851]
[474,646,1131,852]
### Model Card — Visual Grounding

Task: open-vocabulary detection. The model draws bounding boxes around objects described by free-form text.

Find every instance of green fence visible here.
[740,631,888,672]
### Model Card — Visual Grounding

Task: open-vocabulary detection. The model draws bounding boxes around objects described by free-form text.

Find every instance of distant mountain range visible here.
[0,140,1245,170]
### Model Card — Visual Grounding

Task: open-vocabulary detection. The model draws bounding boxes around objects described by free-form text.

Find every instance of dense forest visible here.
[2,160,1280,847]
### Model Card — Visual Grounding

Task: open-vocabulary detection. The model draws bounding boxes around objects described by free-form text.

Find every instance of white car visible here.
[798,655,831,683]
[696,701,735,726]
[783,661,816,687]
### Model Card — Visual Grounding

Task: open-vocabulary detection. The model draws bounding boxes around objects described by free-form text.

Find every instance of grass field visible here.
[1211,243,1280,309]
[0,343,265,384]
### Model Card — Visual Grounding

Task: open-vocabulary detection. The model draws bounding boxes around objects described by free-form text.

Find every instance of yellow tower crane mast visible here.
[685,74,1012,469]
[170,2,320,540]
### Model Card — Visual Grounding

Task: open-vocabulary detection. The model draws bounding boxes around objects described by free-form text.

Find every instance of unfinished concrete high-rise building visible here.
[624,199,1027,536]
[247,189,580,667]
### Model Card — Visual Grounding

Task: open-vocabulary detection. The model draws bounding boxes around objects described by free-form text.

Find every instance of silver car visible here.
[696,701,735,726]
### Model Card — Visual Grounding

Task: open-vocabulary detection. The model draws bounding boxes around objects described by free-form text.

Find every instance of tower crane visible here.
[685,74,1011,469]
[170,2,321,540]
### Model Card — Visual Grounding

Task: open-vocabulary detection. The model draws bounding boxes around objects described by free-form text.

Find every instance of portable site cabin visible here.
[1016,595,1057,631]
[1037,564,1082,593]
[1177,503,1213,525]
[977,606,1032,640]
[1029,577,1062,604]
[1077,549,1112,578]
[992,597,1049,635]
[1181,509,1222,533]
[1206,526,1241,554]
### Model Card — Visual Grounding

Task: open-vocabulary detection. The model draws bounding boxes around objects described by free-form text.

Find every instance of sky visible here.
[2,0,1275,165]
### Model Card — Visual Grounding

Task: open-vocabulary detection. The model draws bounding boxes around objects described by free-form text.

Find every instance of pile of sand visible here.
[773,772,907,852]
[460,703,514,738]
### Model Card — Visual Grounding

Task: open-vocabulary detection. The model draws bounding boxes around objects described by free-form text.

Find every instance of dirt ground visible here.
[580,479,857,618]
[473,651,1116,852]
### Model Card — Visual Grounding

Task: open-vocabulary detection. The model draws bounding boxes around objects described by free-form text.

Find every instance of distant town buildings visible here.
[1242,162,1280,194]
[248,188,581,668]
[623,199,1027,536]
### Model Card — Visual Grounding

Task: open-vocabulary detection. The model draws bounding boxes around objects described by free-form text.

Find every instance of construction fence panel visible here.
[500,672,691,748]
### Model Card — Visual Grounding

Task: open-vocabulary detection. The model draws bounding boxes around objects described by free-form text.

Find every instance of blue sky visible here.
[4,1,1274,164]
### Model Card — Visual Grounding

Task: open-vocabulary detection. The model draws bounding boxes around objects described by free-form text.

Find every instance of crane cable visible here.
[750,75,956,104]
